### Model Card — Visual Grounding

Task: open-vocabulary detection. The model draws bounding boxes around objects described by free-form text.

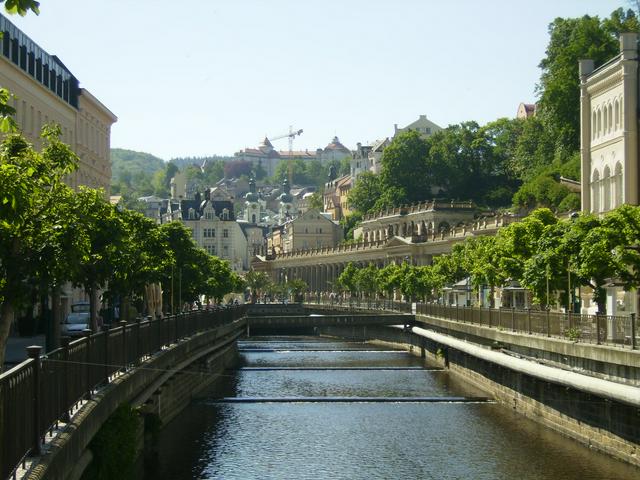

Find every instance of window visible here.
[603,166,611,212]
[591,169,600,213]
[223,229,229,238]
[614,162,623,207]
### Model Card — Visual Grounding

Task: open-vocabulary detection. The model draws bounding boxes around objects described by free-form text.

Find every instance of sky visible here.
[7,0,632,160]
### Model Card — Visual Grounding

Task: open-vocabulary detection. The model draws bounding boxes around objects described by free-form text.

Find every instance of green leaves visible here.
[2,0,40,16]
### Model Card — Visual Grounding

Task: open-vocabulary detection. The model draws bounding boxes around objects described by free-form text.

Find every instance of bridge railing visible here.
[306,298,637,350]
[0,305,246,480]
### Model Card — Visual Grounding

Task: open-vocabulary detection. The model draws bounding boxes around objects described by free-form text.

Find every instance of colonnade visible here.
[272,254,433,293]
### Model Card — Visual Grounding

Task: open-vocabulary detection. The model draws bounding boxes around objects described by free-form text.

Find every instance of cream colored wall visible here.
[0,57,115,193]
[589,83,625,213]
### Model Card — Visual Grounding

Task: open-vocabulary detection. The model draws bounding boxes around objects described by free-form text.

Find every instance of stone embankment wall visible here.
[320,324,640,469]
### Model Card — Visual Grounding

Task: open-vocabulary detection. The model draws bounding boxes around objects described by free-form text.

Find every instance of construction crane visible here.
[268,126,303,184]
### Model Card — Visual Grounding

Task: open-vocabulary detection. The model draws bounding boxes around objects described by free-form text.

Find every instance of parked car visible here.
[61,302,91,337]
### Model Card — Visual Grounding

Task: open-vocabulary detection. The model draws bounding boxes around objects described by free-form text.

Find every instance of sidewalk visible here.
[3,334,46,368]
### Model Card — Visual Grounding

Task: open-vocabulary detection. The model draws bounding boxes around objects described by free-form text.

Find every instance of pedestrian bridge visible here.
[246,303,414,334]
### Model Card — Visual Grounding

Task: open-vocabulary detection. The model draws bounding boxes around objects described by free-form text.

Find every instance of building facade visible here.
[579,32,637,214]
[394,114,441,138]
[0,13,116,192]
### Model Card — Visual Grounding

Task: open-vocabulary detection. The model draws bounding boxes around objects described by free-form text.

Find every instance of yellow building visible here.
[0,13,116,192]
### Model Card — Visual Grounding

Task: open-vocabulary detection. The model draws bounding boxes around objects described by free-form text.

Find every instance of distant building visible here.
[0,13,116,193]
[235,136,350,177]
[394,114,441,138]
[266,209,343,254]
[318,136,351,163]
[324,172,352,221]
[161,190,248,272]
[516,103,536,119]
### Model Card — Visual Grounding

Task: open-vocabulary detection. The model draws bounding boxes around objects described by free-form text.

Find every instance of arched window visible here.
[591,169,600,213]
[619,96,623,126]
[614,100,620,130]
[592,110,597,139]
[603,106,608,133]
[603,166,611,212]
[597,109,602,137]
[615,162,623,207]
[608,104,613,133]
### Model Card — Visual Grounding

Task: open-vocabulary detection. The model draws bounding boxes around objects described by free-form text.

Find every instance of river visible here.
[146,336,638,479]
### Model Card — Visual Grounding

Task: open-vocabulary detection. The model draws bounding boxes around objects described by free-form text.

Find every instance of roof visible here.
[324,136,350,152]
[371,138,390,152]
[277,150,317,158]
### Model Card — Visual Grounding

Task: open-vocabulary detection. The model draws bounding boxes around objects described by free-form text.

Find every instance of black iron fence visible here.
[307,298,638,350]
[0,305,246,480]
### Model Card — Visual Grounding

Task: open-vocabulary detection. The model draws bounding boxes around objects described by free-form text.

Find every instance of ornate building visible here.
[579,32,637,214]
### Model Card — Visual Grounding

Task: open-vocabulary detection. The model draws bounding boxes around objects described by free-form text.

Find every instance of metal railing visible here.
[0,305,246,480]
[306,298,638,350]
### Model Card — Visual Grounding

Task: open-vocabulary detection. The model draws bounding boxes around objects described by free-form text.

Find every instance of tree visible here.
[224,159,253,179]
[244,270,271,303]
[307,191,324,211]
[536,11,638,154]
[355,264,379,298]
[337,263,358,295]
[1,0,40,15]
[347,172,382,214]
[72,188,125,330]
[0,128,78,364]
[379,130,429,205]
[286,278,308,302]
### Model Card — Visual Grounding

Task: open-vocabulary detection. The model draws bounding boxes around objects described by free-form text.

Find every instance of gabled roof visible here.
[371,137,390,152]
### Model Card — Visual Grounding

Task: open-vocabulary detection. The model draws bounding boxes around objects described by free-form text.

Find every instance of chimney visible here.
[579,59,595,78]
[420,114,426,119]
[620,32,638,60]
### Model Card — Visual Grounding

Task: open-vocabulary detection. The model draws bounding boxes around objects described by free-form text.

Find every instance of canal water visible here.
[147,336,638,479]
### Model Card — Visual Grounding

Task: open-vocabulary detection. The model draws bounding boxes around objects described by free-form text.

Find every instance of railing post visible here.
[478,305,482,327]
[119,320,127,371]
[27,345,42,457]
[488,306,492,328]
[631,313,637,350]
[546,308,551,337]
[61,337,71,423]
[83,329,92,399]
[103,324,110,383]
[596,314,602,345]
[511,307,515,332]
[175,313,180,344]
[527,308,532,335]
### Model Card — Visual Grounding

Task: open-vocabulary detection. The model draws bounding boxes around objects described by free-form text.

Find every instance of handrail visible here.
[0,305,246,480]
[305,299,638,351]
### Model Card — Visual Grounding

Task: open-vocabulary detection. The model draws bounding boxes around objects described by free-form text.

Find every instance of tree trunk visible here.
[50,285,62,350]
[89,284,99,332]
[0,301,15,369]
[490,285,496,309]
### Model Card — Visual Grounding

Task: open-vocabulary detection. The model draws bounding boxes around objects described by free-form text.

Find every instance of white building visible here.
[579,32,637,215]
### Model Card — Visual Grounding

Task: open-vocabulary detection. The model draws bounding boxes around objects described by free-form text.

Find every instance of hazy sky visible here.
[8,0,630,159]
